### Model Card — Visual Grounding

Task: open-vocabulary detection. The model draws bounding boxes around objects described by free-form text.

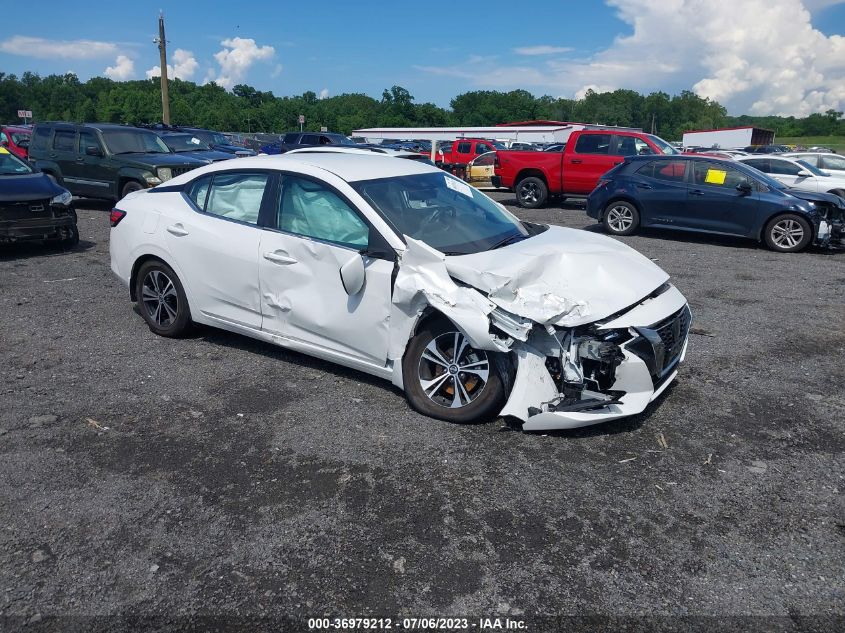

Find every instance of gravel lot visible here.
[1,192,843,632]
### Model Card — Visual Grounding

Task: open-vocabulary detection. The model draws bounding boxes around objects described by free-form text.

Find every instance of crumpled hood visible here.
[444,225,669,327]
[0,172,66,203]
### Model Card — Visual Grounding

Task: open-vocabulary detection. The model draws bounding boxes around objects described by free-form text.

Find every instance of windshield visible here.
[163,134,212,152]
[0,150,34,175]
[102,130,170,154]
[795,159,828,177]
[352,172,528,255]
[647,134,679,155]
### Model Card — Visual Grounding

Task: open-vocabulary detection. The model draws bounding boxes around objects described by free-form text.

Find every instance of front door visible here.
[685,161,759,236]
[259,173,392,364]
[564,133,617,194]
[163,171,270,329]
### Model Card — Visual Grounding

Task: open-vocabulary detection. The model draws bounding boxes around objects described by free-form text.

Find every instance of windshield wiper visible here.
[489,233,528,250]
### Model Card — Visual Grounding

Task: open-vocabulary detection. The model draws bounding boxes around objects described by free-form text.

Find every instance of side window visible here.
[300,134,319,144]
[574,134,611,155]
[744,159,770,173]
[204,173,269,225]
[79,131,101,154]
[692,162,749,188]
[31,126,51,151]
[638,160,687,182]
[278,175,369,248]
[187,175,213,210]
[53,130,76,151]
[456,142,471,153]
[769,160,803,176]
[820,155,845,171]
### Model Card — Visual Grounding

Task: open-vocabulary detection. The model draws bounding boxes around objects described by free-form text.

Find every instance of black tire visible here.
[134,260,192,337]
[763,213,812,253]
[515,176,548,208]
[402,320,507,423]
[121,180,144,199]
[602,200,640,236]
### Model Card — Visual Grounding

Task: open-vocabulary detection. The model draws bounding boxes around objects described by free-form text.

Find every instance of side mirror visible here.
[85,146,103,157]
[339,253,366,295]
[736,181,752,195]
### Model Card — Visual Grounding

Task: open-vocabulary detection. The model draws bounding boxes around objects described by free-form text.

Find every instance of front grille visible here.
[171,166,199,178]
[625,305,692,384]
[1,199,52,220]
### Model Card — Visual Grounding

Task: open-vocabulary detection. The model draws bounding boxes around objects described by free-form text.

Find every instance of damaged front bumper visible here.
[501,285,691,431]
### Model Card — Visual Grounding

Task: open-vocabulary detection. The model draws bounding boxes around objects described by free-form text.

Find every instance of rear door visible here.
[630,159,690,227]
[50,127,79,193]
[686,160,759,236]
[564,133,617,194]
[163,170,270,329]
[258,173,392,364]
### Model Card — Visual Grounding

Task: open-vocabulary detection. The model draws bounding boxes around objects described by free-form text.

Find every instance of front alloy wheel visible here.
[419,331,490,409]
[402,322,507,423]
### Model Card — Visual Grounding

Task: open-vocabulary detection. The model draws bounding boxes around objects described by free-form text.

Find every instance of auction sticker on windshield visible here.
[445,175,473,198]
[705,169,727,185]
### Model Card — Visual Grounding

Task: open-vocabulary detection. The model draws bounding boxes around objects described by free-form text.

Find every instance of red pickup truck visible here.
[438,138,504,167]
[493,130,678,208]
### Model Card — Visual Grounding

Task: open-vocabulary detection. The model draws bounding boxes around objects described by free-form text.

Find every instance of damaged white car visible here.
[109,153,691,431]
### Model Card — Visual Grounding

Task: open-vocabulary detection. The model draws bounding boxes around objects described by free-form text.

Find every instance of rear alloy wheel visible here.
[603,201,639,235]
[135,260,192,337]
[403,323,506,423]
[763,214,811,253]
[516,176,548,208]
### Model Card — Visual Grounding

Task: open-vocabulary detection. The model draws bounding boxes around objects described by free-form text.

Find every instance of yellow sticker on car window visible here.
[705,169,726,185]
[0,147,9,154]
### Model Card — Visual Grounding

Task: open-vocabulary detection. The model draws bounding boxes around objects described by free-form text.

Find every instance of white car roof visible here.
[164,151,440,187]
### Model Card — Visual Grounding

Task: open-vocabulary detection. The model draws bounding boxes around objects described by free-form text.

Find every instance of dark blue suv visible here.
[586,155,844,252]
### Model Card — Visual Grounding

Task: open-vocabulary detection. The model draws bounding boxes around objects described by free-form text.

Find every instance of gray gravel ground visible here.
[0,193,843,633]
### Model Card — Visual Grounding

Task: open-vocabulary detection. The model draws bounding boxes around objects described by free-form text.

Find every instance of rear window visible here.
[574,134,611,155]
[53,130,76,151]
[638,160,688,182]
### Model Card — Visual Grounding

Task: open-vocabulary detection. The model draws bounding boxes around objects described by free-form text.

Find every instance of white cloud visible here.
[513,45,573,56]
[318,88,330,99]
[145,48,199,81]
[104,55,134,80]
[0,35,119,59]
[417,0,845,116]
[211,37,275,89]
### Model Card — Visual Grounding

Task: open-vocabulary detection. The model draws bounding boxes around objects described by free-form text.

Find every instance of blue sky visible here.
[1,0,844,116]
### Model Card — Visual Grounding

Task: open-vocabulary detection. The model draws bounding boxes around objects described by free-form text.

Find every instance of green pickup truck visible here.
[29,123,206,201]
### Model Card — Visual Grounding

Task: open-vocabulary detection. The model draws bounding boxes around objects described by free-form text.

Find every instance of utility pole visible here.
[154,12,171,125]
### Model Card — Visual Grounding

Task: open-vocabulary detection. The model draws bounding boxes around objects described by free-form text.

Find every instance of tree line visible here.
[1,71,843,141]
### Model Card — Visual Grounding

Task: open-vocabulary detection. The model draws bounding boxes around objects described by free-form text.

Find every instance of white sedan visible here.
[109,153,691,431]
[737,155,845,197]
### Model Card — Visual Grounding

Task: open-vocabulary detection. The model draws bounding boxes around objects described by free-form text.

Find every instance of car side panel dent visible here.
[388,237,511,368]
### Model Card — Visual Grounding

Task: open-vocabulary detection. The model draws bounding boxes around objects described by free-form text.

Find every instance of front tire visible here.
[515,176,548,208]
[135,260,192,337]
[763,214,812,252]
[402,322,507,423]
[603,201,640,235]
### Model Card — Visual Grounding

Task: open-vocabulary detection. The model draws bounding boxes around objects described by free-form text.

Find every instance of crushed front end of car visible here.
[390,227,692,431]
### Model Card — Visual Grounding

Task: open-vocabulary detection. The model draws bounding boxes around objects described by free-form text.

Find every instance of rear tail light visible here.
[110,209,127,227]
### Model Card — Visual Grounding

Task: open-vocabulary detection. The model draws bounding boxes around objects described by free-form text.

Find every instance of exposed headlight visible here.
[50,189,73,206]
[156,167,173,182]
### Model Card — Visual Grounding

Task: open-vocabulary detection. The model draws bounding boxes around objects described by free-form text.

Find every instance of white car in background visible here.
[736,155,845,197]
[784,152,845,179]
[109,153,690,431]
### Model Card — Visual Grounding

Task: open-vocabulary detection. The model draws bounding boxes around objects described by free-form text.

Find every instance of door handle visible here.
[690,189,705,196]
[166,224,189,236]
[263,251,297,265]
[570,159,582,164]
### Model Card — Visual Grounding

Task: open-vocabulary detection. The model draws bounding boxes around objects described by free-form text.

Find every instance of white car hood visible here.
[444,225,669,327]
